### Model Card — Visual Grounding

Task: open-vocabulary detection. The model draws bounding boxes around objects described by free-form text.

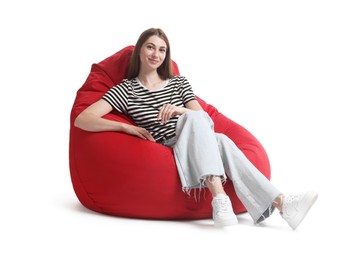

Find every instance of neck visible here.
[138,70,160,81]
[137,70,164,90]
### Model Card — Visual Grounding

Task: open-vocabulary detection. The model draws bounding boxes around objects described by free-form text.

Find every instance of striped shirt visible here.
[102,75,197,142]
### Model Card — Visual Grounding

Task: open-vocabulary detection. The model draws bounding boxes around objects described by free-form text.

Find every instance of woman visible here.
[75,28,318,229]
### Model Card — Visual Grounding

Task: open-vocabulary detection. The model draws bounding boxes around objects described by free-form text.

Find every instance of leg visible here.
[215,134,318,229]
[215,133,281,223]
[173,111,237,226]
[173,111,317,229]
[173,111,226,190]
[204,176,226,197]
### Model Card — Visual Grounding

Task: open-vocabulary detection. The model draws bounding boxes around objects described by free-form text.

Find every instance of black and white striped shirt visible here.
[102,75,197,142]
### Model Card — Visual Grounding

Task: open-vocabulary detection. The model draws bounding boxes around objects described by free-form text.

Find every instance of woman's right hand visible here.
[122,124,155,142]
[75,99,155,142]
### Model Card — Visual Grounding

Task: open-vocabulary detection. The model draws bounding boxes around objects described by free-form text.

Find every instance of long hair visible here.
[126,28,173,80]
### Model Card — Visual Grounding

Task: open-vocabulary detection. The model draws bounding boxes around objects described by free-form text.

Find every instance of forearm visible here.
[74,111,125,132]
[180,106,202,114]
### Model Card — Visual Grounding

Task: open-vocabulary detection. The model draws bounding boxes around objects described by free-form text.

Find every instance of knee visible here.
[182,110,207,120]
[181,110,212,125]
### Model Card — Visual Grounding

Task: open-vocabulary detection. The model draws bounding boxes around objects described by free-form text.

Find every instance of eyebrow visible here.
[146,42,167,49]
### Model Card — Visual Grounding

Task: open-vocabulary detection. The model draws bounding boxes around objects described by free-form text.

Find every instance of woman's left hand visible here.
[157,104,185,124]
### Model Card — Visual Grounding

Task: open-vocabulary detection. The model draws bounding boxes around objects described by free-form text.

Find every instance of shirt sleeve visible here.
[179,76,197,104]
[102,80,129,114]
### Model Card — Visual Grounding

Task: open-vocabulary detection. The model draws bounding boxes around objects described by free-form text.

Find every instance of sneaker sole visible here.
[290,191,318,230]
[214,216,239,227]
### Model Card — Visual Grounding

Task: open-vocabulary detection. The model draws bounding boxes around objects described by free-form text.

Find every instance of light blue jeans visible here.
[162,110,281,223]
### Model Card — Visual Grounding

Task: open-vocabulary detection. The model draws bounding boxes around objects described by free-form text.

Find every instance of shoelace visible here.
[285,195,299,204]
[215,198,230,212]
[283,194,301,214]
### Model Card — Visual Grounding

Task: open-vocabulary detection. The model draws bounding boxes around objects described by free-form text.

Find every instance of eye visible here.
[146,45,154,50]
[159,48,166,53]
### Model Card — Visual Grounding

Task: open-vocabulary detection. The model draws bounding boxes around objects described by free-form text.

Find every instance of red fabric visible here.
[69,45,271,219]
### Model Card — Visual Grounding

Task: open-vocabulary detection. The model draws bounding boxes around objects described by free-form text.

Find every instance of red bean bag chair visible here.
[69,45,271,219]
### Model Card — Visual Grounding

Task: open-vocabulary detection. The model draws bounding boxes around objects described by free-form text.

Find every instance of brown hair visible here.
[126,28,173,80]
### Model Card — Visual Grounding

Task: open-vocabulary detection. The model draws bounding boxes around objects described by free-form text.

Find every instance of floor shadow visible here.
[61,199,289,231]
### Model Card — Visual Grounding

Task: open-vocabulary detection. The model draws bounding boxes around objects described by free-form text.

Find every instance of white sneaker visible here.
[212,194,238,227]
[281,191,318,230]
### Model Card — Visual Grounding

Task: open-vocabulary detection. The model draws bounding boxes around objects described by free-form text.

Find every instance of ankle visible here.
[273,195,284,212]
[204,176,226,197]
[213,193,227,199]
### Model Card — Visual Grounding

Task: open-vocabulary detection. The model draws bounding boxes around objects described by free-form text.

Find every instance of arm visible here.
[157,99,203,124]
[74,99,155,141]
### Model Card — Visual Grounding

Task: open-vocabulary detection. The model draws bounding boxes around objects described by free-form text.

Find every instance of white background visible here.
[1,0,358,259]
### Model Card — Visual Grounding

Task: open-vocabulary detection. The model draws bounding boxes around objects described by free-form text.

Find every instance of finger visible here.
[145,132,155,142]
[165,109,173,123]
[158,105,168,124]
[162,104,172,123]
[140,129,155,142]
[157,105,165,121]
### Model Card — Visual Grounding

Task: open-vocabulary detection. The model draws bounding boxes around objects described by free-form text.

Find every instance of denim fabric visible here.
[165,110,282,223]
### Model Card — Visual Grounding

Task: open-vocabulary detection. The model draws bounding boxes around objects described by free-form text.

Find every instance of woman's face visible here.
[139,35,167,72]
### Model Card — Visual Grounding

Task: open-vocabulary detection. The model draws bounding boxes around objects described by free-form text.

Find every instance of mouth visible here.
[148,58,160,64]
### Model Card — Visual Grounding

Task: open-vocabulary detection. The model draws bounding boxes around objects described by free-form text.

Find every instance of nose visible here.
[151,49,159,58]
